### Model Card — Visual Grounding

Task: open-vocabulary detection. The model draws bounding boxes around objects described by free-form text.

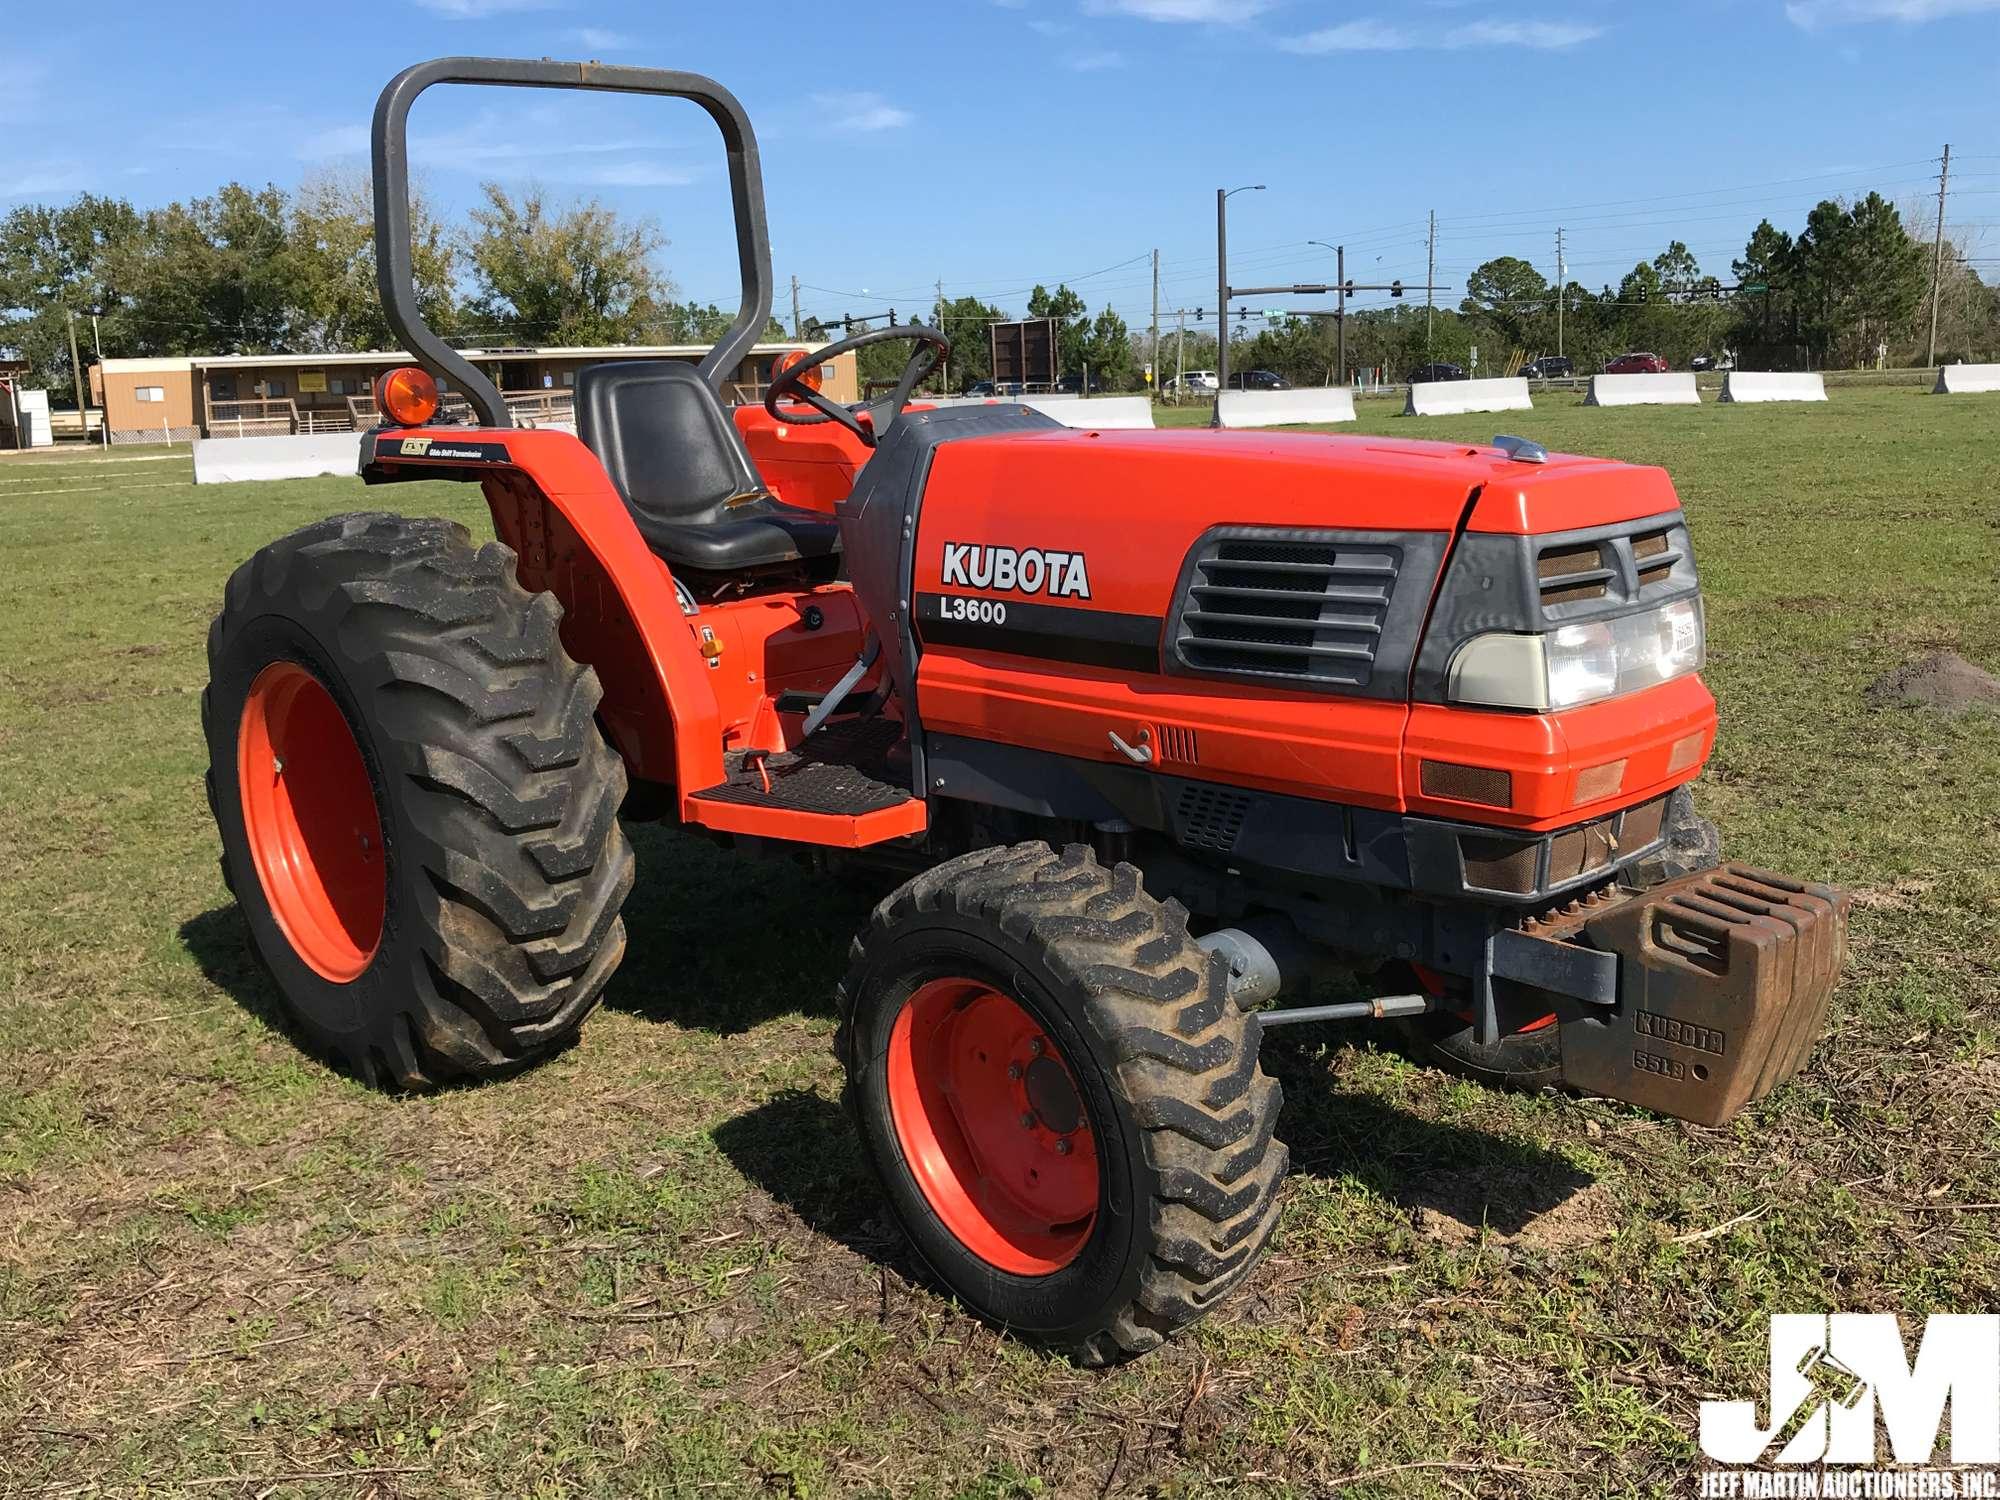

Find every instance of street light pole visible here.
[1215,184,1264,420]
[1309,239,1345,386]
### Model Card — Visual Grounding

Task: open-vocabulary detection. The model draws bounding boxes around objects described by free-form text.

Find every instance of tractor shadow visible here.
[718,1054,1597,1267]
[179,904,291,1035]
[710,1088,923,1276]
[1262,1034,1597,1240]
[600,820,895,1036]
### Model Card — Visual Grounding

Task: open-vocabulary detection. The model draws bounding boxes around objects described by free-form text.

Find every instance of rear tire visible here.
[838,843,1286,1364]
[202,513,634,1089]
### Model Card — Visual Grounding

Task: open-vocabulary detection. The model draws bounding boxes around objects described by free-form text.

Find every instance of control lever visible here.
[1107,729,1154,765]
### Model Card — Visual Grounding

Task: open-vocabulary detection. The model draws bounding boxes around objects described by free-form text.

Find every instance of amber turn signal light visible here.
[375,366,439,427]
[772,348,823,392]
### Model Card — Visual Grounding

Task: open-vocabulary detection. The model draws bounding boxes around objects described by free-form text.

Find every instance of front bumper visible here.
[1527,864,1849,1126]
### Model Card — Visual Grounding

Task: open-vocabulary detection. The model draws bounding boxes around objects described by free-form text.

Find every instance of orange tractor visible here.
[203,57,1848,1363]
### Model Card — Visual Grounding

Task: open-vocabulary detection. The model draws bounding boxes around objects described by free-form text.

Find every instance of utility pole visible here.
[1555,227,1565,359]
[1149,248,1160,397]
[65,308,88,434]
[935,277,946,389]
[1425,209,1437,352]
[1336,244,1346,387]
[1927,144,1950,368]
[790,274,801,339]
[1216,189,1230,401]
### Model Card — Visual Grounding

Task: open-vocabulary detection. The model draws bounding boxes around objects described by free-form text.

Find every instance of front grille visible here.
[1175,535,1397,687]
[1176,783,1252,854]
[1631,527,1683,590]
[1538,541,1614,605]
[1458,793,1671,897]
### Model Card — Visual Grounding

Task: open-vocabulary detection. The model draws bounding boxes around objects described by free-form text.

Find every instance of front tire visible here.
[202,513,634,1089]
[838,843,1287,1364]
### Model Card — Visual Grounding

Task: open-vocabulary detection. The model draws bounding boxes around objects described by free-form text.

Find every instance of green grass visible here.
[2,387,1997,1496]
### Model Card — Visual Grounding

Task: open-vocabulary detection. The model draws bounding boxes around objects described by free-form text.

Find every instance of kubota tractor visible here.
[202,57,1849,1364]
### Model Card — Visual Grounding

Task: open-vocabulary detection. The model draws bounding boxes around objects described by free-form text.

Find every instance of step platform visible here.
[685,717,928,846]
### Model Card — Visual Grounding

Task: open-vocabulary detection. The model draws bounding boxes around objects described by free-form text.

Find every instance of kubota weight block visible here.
[1556,864,1849,1126]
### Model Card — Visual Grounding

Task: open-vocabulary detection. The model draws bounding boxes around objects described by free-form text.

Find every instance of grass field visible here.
[3,387,1997,1498]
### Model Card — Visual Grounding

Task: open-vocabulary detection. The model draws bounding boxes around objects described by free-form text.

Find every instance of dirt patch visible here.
[1865,650,2000,715]
[1408,1174,1619,1251]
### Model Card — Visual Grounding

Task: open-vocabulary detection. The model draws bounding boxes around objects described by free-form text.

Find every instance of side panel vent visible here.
[1155,723,1200,764]
[1174,535,1398,688]
[1175,783,1252,855]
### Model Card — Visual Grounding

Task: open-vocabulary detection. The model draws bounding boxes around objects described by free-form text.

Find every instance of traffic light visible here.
[1390,280,1404,298]
[1342,280,1355,296]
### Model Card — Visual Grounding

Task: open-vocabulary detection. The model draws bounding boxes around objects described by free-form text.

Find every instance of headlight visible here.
[1446,598,1704,711]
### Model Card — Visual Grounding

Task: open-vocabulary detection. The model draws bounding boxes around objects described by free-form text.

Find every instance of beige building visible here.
[91,342,857,446]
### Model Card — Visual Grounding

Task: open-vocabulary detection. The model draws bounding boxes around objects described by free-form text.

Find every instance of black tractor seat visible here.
[576,360,841,575]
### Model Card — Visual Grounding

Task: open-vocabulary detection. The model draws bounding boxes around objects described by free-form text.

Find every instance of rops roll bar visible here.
[371,56,774,429]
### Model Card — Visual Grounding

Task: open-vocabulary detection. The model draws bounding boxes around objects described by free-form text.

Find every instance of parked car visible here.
[1166,369,1219,393]
[1688,354,1734,373]
[1520,356,1575,380]
[1227,369,1291,391]
[1055,372,1105,395]
[962,380,996,397]
[961,380,1024,398]
[1406,362,1467,384]
[1604,352,1669,375]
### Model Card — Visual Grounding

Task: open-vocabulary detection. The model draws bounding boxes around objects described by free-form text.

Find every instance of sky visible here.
[3,0,1997,341]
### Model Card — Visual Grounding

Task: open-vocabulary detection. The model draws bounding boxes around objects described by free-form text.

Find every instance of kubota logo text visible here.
[940,543,1091,600]
[1697,1314,2000,1496]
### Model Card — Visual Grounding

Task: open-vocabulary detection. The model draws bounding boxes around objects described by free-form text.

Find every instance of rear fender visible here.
[365,426,724,806]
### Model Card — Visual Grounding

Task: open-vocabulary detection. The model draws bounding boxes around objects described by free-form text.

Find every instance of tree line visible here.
[1210,192,1995,389]
[0,174,779,405]
[6,175,1993,404]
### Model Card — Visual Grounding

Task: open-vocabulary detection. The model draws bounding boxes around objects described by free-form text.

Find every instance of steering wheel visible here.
[765,323,951,448]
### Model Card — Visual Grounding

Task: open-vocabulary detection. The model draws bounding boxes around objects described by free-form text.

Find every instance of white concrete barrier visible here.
[1718,371,1827,404]
[1404,376,1532,417]
[917,395,1153,428]
[1216,388,1357,428]
[1934,363,2000,394]
[193,432,364,485]
[1020,396,1155,429]
[1586,372,1701,407]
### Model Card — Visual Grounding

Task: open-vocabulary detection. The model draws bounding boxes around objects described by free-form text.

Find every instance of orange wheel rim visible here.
[887,978,1099,1275]
[236,661,385,982]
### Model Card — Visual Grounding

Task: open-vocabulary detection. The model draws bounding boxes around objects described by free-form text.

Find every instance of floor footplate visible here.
[687,719,920,832]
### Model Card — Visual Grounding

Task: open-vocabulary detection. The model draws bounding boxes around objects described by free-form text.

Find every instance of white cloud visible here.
[568,25,637,49]
[1,160,88,199]
[1029,16,1073,34]
[1065,48,1129,68]
[1282,19,1412,50]
[579,161,695,187]
[1443,18,1602,46]
[1786,0,2000,24]
[1282,13,1604,52]
[298,123,369,159]
[810,91,913,133]
[414,0,563,17]
[1083,0,1274,21]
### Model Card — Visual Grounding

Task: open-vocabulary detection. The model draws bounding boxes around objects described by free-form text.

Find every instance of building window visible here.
[330,377,347,396]
[135,386,165,403]
[211,377,236,400]
[561,371,575,387]
[264,379,287,399]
